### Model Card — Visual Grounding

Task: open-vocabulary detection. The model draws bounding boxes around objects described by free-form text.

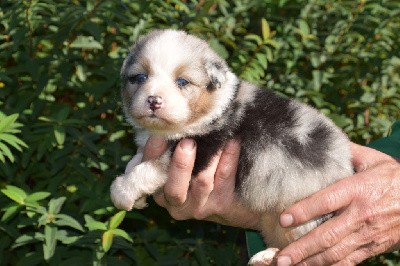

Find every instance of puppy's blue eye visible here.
[128,74,148,84]
[176,77,189,87]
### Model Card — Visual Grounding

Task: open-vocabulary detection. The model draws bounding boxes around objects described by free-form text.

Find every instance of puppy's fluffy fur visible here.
[110,29,353,265]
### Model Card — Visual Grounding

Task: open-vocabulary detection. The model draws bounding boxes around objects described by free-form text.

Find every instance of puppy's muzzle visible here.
[147,96,163,111]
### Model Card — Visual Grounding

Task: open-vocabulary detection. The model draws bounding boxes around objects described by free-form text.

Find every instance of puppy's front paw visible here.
[248,248,280,266]
[133,196,148,209]
[110,159,168,211]
[110,174,144,211]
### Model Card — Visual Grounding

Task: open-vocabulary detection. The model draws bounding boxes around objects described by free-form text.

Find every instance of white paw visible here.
[248,248,280,266]
[110,159,168,211]
[133,196,148,209]
[110,174,144,211]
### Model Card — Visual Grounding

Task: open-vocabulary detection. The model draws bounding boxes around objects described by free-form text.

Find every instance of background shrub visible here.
[0,0,399,265]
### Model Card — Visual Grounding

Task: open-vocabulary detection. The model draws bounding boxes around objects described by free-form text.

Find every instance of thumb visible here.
[350,142,394,172]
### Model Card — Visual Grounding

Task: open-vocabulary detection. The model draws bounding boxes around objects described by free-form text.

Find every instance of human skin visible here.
[276,144,400,266]
[144,137,260,229]
[142,137,400,265]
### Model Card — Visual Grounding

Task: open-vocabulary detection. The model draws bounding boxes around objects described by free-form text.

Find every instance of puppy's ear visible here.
[205,60,227,90]
[120,57,129,77]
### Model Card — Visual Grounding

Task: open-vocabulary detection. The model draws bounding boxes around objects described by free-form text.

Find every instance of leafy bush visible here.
[0,0,399,265]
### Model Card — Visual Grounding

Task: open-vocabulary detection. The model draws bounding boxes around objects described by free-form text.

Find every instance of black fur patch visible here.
[206,81,217,92]
[168,129,232,176]
[283,121,333,168]
[235,88,331,190]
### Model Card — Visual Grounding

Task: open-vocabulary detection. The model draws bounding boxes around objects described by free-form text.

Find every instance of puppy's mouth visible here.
[148,112,158,118]
[138,110,162,119]
[134,112,174,129]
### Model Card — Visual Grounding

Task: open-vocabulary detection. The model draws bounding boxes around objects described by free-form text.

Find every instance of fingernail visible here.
[280,213,294,227]
[180,138,195,151]
[148,136,165,148]
[277,256,292,266]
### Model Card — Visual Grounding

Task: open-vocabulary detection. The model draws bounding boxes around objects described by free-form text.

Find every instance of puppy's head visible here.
[120,29,238,138]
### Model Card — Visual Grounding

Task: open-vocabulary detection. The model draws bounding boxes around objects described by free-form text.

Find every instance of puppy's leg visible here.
[124,152,143,174]
[248,213,333,265]
[248,248,280,266]
[110,153,169,211]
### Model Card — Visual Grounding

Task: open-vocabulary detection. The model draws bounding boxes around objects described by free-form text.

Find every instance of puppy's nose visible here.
[147,96,163,111]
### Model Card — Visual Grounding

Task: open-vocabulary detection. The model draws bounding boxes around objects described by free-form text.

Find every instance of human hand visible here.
[142,137,260,230]
[276,143,400,266]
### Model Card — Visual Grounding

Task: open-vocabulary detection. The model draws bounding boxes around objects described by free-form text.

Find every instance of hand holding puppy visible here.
[276,144,400,265]
[149,139,400,265]
[144,137,260,230]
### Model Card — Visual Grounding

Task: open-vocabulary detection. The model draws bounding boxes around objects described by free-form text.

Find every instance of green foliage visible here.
[0,112,28,163]
[0,0,399,265]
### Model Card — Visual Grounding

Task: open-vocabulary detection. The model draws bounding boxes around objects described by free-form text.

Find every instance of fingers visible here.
[213,139,241,192]
[278,159,400,265]
[142,136,168,161]
[189,139,241,219]
[189,152,221,214]
[154,139,242,223]
[279,214,400,266]
[163,139,196,207]
[278,200,368,265]
[280,177,355,228]
[278,210,358,265]
[350,142,395,172]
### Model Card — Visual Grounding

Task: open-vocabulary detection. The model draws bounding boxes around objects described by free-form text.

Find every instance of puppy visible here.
[110,29,353,265]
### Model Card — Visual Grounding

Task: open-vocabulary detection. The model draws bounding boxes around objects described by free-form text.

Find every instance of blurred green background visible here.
[0,0,399,265]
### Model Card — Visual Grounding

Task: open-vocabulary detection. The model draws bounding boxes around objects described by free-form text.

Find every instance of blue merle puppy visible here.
[110,29,353,265]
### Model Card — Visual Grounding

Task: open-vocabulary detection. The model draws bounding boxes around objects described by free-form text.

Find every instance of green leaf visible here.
[84,215,107,231]
[261,18,271,41]
[298,19,310,36]
[0,113,19,133]
[112,228,133,243]
[54,126,66,145]
[360,92,376,103]
[1,203,21,222]
[108,210,126,230]
[256,53,268,69]
[54,214,84,231]
[48,197,66,214]
[102,230,113,252]
[0,133,28,150]
[54,107,70,122]
[70,36,103,49]
[1,185,27,205]
[208,39,229,59]
[12,233,44,249]
[244,34,263,45]
[109,130,126,142]
[43,225,57,261]
[25,192,51,203]
[312,70,322,91]
[0,142,14,162]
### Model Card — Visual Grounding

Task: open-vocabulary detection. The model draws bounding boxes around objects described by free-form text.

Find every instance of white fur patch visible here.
[110,159,168,211]
[248,248,280,266]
